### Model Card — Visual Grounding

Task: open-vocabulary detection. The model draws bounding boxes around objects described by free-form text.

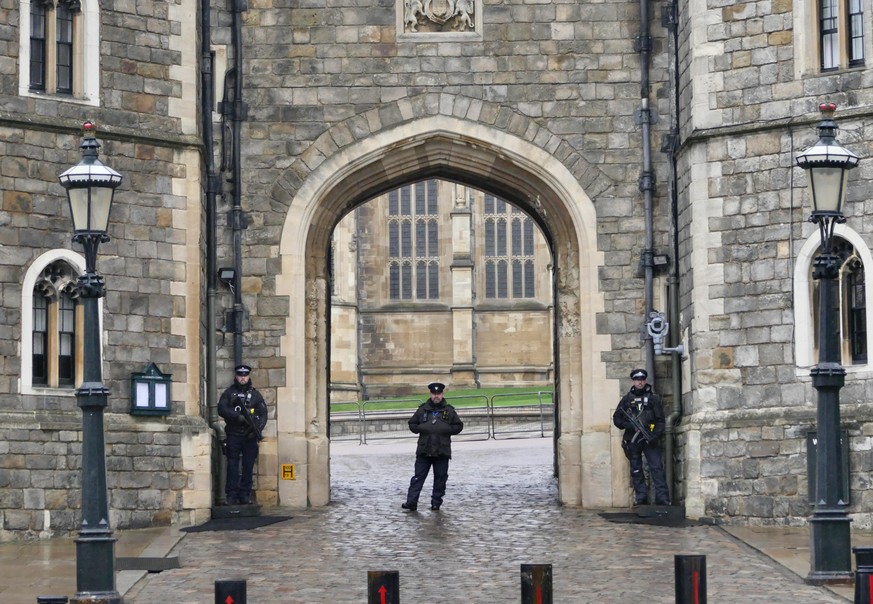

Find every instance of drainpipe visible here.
[636,0,657,382]
[201,0,226,506]
[661,0,683,503]
[221,0,248,367]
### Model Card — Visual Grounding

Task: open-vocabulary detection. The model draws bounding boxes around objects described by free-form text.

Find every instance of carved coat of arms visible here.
[404,0,474,32]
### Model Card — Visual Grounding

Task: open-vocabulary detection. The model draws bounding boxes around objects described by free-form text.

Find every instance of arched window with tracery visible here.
[811,237,867,364]
[31,260,81,388]
[484,195,535,299]
[388,180,439,300]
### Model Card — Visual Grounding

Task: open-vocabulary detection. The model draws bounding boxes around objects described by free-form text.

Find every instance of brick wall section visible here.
[210,0,672,382]
[676,0,873,524]
[0,0,208,539]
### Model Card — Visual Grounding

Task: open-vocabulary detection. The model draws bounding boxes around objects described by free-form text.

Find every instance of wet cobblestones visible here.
[127,438,847,603]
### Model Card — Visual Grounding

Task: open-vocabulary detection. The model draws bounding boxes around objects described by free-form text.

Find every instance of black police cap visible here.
[235,364,252,376]
[428,382,445,394]
[630,368,647,380]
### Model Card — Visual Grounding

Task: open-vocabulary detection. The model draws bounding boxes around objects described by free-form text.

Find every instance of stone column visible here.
[450,186,476,387]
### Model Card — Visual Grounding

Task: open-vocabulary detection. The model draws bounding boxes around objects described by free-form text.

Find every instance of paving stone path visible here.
[127,438,847,603]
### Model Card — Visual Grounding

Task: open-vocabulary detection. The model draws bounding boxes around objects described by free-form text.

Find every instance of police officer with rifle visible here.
[612,368,670,506]
[218,364,268,505]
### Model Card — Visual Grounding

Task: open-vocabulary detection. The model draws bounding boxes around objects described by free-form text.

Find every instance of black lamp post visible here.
[58,121,124,603]
[795,103,859,584]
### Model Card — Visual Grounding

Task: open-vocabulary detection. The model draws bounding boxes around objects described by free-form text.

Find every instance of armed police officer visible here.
[613,368,670,506]
[402,382,464,511]
[218,364,268,505]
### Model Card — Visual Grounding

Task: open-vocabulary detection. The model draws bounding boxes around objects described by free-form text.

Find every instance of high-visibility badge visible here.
[281,464,296,480]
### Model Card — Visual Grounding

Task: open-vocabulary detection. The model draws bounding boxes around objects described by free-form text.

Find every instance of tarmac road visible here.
[126,437,848,603]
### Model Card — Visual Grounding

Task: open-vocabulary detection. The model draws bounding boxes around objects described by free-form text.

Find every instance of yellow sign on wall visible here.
[281,464,296,480]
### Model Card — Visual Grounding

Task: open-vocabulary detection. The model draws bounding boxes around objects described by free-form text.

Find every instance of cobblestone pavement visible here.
[127,438,848,603]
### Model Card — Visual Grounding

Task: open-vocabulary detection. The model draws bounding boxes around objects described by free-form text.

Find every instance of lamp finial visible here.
[819,102,837,116]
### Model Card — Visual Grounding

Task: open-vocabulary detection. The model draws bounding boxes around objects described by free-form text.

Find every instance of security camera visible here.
[647,312,669,338]
[647,311,686,356]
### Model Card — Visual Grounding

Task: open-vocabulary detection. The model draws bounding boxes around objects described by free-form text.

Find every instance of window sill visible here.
[17,87,98,107]
[22,385,77,397]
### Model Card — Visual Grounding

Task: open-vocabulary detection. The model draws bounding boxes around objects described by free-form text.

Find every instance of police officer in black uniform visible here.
[402,382,464,511]
[613,368,670,506]
[218,364,268,505]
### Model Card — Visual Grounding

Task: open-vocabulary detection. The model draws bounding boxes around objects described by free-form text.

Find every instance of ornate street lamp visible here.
[58,121,123,603]
[795,103,859,584]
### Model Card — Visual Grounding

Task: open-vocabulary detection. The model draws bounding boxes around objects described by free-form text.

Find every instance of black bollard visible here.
[854,547,873,603]
[368,570,400,604]
[215,579,246,604]
[675,555,706,604]
[36,598,69,604]
[521,563,553,604]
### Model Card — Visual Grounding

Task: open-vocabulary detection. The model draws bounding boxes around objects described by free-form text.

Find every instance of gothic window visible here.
[30,260,81,388]
[29,1,47,91]
[32,294,49,385]
[820,0,865,70]
[58,286,77,385]
[847,259,867,362]
[56,1,75,94]
[20,0,98,104]
[484,196,536,299]
[811,238,867,364]
[388,181,439,300]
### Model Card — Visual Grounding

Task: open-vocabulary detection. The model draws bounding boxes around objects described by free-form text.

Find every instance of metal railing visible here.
[329,391,554,444]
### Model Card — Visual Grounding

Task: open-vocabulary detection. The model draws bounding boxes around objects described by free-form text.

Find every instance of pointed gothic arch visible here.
[274,114,622,508]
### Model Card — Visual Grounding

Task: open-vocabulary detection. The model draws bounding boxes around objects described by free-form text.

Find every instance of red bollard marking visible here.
[378,585,388,604]
[868,575,873,604]
[225,597,235,604]
[693,570,700,604]
[536,585,543,604]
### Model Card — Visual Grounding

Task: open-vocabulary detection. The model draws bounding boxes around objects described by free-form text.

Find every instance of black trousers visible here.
[405,455,450,508]
[225,432,259,500]
[627,442,670,505]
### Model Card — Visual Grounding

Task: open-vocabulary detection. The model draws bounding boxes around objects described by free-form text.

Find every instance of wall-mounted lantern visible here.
[218,267,236,289]
[130,362,172,416]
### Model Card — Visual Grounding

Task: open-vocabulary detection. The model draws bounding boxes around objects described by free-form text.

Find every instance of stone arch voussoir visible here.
[270,93,614,211]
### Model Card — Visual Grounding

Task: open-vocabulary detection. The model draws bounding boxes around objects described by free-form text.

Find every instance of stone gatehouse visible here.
[2,0,873,541]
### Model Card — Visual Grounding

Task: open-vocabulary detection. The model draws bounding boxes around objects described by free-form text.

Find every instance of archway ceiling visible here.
[308,132,573,252]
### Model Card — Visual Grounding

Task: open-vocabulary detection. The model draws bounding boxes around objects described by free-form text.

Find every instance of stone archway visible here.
[275,114,621,508]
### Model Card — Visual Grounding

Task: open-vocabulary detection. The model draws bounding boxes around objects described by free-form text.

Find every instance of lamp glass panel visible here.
[68,188,89,231]
[809,166,846,213]
[90,187,113,232]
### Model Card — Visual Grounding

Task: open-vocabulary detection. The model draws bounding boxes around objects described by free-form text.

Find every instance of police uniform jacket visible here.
[408,398,464,458]
[612,384,665,446]
[218,380,268,437]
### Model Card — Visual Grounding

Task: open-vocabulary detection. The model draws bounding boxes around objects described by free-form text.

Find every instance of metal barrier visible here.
[491,391,554,439]
[444,394,491,441]
[330,392,554,444]
[361,399,424,444]
[329,401,363,442]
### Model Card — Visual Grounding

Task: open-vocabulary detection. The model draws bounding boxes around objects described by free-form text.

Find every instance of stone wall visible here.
[675,0,873,525]
[6,0,873,538]
[0,0,211,540]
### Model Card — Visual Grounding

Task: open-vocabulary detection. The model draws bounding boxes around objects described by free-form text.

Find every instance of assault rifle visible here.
[235,404,263,442]
[622,403,653,445]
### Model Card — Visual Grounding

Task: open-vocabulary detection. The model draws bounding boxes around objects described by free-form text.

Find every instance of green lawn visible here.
[330,386,554,413]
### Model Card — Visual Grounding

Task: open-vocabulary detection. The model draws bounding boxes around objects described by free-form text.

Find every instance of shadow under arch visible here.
[276,115,620,508]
